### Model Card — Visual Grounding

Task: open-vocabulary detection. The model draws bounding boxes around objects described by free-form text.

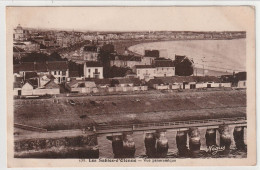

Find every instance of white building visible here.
[84,62,103,79]
[237,80,246,89]
[134,60,175,81]
[134,65,156,81]
[13,24,25,41]
[46,61,69,84]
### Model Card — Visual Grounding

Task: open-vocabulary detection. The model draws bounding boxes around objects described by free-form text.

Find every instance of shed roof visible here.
[94,78,111,85]
[24,72,38,80]
[112,78,142,86]
[44,80,60,89]
[67,80,96,88]
[148,78,164,85]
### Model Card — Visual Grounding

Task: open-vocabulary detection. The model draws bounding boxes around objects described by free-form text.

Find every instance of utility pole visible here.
[202,57,206,76]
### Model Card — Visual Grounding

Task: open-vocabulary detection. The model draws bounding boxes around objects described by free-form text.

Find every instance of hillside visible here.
[14,90,246,131]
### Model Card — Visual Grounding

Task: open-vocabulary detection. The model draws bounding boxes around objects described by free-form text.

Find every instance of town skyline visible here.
[14,25,247,33]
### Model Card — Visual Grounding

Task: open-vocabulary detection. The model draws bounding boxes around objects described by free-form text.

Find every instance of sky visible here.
[6,7,253,32]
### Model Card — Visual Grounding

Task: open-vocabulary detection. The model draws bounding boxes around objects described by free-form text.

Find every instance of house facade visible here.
[84,62,103,79]
[237,80,246,88]
[48,61,69,84]
[82,45,99,61]
[134,60,175,81]
[134,65,156,81]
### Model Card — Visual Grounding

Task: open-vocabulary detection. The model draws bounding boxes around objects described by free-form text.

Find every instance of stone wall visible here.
[14,134,99,158]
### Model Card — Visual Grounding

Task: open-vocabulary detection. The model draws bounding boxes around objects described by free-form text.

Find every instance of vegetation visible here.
[108,66,131,78]
[174,57,194,76]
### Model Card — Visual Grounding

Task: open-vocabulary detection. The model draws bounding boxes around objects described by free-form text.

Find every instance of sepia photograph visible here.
[6,6,256,167]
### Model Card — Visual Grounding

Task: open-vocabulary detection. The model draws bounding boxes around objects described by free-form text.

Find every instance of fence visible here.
[32,88,60,95]
[96,117,246,133]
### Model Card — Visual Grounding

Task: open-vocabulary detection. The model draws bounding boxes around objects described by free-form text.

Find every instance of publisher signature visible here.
[207,145,225,155]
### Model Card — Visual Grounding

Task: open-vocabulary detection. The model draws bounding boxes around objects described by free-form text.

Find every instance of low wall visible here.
[33,88,60,95]
[154,83,231,90]
[70,86,148,94]
[155,85,169,90]
[14,134,98,158]
[221,83,232,87]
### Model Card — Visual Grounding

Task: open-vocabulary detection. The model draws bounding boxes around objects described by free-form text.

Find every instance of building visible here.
[20,79,60,96]
[21,81,34,96]
[147,76,231,90]
[83,62,103,79]
[65,80,97,93]
[237,80,246,88]
[111,78,142,87]
[154,60,175,77]
[13,77,23,96]
[133,59,175,81]
[13,24,29,41]
[82,45,99,61]
[39,74,56,88]
[13,61,69,84]
[48,61,69,84]
[235,72,246,88]
[134,65,156,81]
[110,55,142,68]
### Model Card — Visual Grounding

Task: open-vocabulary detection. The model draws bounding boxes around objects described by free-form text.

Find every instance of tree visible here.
[98,44,115,78]
[21,52,49,62]
[108,66,131,78]
[174,57,194,76]
[49,52,67,61]
[68,61,84,77]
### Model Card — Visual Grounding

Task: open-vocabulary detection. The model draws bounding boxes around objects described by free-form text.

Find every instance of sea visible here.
[128,39,246,74]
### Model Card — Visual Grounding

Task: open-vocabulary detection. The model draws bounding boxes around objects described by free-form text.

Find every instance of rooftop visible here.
[85,61,103,67]
[154,60,175,67]
[135,65,155,69]
[14,61,68,73]
[111,55,142,61]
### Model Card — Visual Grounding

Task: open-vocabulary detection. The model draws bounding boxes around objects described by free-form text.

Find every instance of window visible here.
[244,82,246,86]
[88,69,90,73]
[54,71,56,75]
[95,69,98,73]
[62,71,66,76]
[138,70,140,74]
[146,70,148,74]
[63,77,66,81]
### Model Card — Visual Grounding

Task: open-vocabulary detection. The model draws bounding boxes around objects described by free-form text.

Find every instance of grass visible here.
[14,90,246,131]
